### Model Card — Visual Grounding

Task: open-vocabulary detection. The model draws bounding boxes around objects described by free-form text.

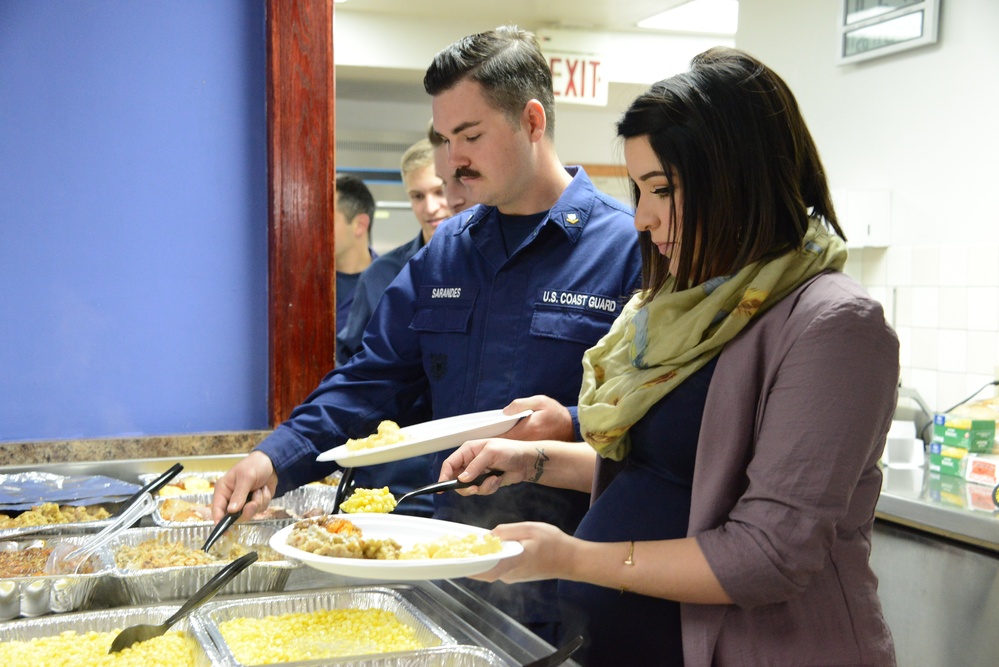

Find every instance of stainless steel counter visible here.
[873,464,999,666]
[876,463,999,551]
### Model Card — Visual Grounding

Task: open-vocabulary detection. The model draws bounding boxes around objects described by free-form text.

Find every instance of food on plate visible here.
[344,420,407,451]
[285,516,502,560]
[218,608,425,663]
[339,487,398,514]
[114,536,281,570]
[158,475,218,497]
[401,532,503,559]
[0,628,198,666]
[0,502,111,529]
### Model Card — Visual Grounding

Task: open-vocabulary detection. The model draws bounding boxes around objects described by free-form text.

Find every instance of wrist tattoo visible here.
[528,448,550,483]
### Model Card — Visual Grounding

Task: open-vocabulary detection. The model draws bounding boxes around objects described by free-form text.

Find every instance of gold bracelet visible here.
[620,541,635,593]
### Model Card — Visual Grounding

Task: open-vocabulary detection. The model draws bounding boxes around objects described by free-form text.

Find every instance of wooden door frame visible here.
[266,0,336,426]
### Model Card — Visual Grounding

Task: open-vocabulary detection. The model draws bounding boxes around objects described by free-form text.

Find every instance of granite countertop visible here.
[0,431,271,468]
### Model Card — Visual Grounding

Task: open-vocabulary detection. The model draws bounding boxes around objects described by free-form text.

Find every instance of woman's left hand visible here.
[469,521,576,583]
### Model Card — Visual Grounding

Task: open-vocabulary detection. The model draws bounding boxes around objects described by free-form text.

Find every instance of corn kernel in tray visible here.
[344,420,407,451]
[219,608,425,663]
[339,487,398,514]
[0,629,197,666]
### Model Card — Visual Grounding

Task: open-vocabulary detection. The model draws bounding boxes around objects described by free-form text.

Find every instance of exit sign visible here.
[546,51,608,107]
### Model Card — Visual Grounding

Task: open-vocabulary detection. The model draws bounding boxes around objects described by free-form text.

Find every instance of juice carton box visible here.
[928,441,967,477]
[931,414,996,453]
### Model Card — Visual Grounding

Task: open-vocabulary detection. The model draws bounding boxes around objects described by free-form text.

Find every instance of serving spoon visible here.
[393,469,504,507]
[108,551,258,654]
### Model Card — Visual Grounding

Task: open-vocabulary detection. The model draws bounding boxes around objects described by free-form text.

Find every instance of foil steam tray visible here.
[0,603,214,667]
[187,587,513,667]
[0,501,127,541]
[153,485,339,528]
[0,535,114,621]
[107,524,300,605]
[139,471,224,497]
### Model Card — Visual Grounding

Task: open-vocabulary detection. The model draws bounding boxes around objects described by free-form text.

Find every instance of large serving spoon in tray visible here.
[108,551,258,654]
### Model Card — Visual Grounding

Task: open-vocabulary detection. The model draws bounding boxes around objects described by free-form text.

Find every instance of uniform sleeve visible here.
[258,260,430,495]
[695,294,899,607]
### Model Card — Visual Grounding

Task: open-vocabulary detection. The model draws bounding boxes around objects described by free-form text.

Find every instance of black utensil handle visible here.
[112,463,184,518]
[400,469,504,502]
[332,466,356,513]
[522,635,584,667]
[201,509,242,553]
[164,551,258,625]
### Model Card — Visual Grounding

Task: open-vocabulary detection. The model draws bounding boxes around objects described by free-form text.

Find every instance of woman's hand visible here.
[470,522,576,583]
[439,438,536,495]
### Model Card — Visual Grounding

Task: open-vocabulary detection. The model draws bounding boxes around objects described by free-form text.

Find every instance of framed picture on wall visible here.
[837,0,940,65]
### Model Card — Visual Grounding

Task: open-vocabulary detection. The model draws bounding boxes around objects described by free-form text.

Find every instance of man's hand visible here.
[211,451,278,523]
[501,395,573,442]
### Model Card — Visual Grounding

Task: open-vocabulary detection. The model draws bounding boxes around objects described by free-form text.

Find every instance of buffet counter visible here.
[872,464,999,665]
[0,453,574,666]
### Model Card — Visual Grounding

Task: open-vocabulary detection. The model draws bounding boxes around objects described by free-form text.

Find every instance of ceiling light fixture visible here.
[638,0,739,35]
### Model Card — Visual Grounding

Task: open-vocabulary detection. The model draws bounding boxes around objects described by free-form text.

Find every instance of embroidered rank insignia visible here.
[566,213,579,224]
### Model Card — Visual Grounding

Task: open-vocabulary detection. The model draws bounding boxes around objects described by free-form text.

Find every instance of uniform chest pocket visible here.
[410,285,478,334]
[410,304,474,333]
[531,306,616,346]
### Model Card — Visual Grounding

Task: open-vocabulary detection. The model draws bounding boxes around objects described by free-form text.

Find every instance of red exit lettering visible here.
[549,56,602,100]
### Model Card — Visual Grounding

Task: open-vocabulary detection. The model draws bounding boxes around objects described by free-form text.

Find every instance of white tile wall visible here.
[848,244,999,413]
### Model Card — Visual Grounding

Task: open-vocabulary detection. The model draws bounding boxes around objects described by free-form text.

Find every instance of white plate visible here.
[268,513,523,581]
[316,409,532,467]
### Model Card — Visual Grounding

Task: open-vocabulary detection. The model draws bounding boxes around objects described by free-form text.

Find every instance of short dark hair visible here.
[617,46,843,296]
[424,26,555,139]
[335,173,376,236]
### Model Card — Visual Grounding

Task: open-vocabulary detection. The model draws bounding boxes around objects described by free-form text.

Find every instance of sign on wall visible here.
[546,50,608,106]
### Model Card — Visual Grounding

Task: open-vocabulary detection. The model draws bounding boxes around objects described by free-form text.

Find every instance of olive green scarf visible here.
[578,218,848,461]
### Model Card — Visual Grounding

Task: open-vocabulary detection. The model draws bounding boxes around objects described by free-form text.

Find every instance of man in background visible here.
[336,138,459,365]
[333,173,376,337]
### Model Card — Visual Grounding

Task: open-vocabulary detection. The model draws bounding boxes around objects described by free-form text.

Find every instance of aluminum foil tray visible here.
[108,524,300,605]
[153,485,338,528]
[140,471,225,497]
[190,587,481,667]
[0,535,113,621]
[0,501,127,540]
[0,603,214,667]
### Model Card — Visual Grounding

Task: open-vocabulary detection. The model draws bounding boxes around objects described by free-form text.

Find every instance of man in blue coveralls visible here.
[213,26,641,643]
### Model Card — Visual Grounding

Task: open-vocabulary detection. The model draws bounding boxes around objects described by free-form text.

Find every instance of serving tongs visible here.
[43,491,157,575]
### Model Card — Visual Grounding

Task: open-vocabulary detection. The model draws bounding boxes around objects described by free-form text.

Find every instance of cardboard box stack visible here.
[928,414,995,478]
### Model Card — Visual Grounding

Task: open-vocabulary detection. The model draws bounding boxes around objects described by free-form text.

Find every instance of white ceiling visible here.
[334,0,710,103]
[335,0,694,33]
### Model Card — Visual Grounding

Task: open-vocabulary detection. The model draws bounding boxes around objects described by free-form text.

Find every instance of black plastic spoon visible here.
[395,469,504,506]
[108,551,258,654]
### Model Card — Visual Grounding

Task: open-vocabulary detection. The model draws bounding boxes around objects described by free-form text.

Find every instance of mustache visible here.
[454,166,481,180]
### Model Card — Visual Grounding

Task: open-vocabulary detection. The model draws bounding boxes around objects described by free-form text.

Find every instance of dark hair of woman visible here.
[617,46,845,298]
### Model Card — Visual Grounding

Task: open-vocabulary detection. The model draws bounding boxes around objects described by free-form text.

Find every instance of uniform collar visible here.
[453,165,596,244]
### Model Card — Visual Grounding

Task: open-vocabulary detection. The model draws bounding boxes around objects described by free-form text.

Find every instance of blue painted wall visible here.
[0,0,269,442]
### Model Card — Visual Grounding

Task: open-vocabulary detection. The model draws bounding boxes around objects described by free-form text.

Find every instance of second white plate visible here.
[316,409,532,467]
[268,513,523,581]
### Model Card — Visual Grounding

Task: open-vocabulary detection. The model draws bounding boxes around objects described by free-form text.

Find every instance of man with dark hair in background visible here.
[333,173,377,337]
[214,26,641,643]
